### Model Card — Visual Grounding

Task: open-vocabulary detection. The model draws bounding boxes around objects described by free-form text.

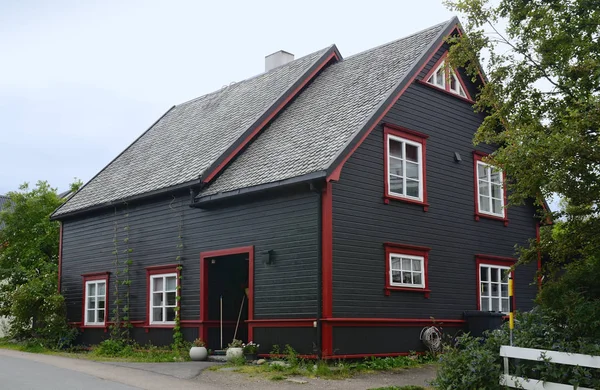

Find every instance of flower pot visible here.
[189,346,208,361]
[245,353,258,361]
[226,347,243,361]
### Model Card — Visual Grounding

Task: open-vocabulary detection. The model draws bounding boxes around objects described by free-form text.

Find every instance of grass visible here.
[0,338,190,363]
[368,387,427,390]
[211,351,437,382]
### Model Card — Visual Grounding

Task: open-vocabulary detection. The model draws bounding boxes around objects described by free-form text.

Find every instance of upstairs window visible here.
[422,53,472,100]
[473,151,507,224]
[384,243,430,297]
[384,124,428,210]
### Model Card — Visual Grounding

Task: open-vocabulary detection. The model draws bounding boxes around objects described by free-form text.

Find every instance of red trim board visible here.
[383,124,429,211]
[203,51,340,184]
[199,246,254,342]
[321,181,333,356]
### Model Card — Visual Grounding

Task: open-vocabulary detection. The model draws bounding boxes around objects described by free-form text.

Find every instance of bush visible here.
[93,339,133,357]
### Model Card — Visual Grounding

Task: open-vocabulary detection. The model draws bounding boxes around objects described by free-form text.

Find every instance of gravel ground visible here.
[196,365,437,389]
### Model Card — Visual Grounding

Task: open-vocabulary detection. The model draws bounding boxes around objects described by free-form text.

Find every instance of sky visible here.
[0,1,459,195]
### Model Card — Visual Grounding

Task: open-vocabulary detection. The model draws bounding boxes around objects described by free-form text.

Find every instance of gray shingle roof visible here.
[52,46,333,217]
[199,20,450,197]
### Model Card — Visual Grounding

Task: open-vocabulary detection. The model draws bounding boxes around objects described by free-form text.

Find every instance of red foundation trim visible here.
[145,264,181,330]
[384,243,431,297]
[325,352,426,359]
[473,151,509,226]
[475,254,516,311]
[81,272,110,329]
[322,318,465,327]
[203,51,340,184]
[58,222,63,293]
[200,246,254,342]
[248,319,316,327]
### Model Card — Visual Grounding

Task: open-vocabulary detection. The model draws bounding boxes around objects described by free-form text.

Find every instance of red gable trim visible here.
[202,50,340,184]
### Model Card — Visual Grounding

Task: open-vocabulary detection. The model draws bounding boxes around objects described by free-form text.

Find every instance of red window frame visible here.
[473,151,508,226]
[383,124,429,211]
[145,264,181,329]
[81,272,110,329]
[420,51,474,103]
[384,243,431,298]
[475,254,516,313]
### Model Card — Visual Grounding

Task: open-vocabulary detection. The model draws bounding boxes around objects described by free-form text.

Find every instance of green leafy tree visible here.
[0,180,81,346]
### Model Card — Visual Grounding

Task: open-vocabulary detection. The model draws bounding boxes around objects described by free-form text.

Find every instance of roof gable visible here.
[198,18,457,200]
[53,46,339,218]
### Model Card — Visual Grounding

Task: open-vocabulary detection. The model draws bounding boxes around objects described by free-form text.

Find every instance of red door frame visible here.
[199,246,254,343]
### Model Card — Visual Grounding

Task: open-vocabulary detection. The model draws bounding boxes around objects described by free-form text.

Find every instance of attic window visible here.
[423,54,472,100]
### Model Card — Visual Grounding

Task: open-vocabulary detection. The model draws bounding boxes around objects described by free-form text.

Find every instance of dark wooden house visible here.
[52,17,541,358]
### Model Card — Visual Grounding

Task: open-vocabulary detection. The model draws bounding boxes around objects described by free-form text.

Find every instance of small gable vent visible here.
[424,54,471,100]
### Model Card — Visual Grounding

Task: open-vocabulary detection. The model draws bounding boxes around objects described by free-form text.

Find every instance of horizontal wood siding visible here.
[331,78,538,319]
[61,189,320,333]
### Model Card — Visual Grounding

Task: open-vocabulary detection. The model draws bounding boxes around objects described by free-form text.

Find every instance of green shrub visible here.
[93,339,133,357]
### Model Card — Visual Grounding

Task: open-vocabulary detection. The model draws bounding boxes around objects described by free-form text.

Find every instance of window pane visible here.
[492,298,500,312]
[427,75,434,84]
[412,259,421,271]
[165,276,177,291]
[153,293,163,306]
[166,292,176,306]
[450,74,457,90]
[501,270,510,283]
[402,272,412,284]
[391,256,401,270]
[98,309,105,323]
[492,283,499,297]
[87,310,95,323]
[413,273,422,285]
[406,161,419,180]
[491,183,502,199]
[501,284,508,298]
[479,195,490,212]
[490,169,502,184]
[477,164,487,180]
[480,267,488,281]
[481,298,490,311]
[402,258,411,271]
[479,180,489,196]
[166,308,176,322]
[389,157,403,176]
[153,277,163,292]
[406,180,419,197]
[98,298,105,309]
[502,299,510,313]
[436,68,444,86]
[153,308,163,322]
[88,283,96,296]
[98,282,105,296]
[481,282,489,297]
[491,268,499,282]
[389,139,402,158]
[406,144,419,162]
[88,298,95,309]
[492,199,502,214]
[389,176,403,194]
[392,271,402,283]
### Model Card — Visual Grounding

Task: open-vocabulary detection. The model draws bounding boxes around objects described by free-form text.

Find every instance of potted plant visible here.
[243,341,259,361]
[225,339,244,361]
[189,338,208,361]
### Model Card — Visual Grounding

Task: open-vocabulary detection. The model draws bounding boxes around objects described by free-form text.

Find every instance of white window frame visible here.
[386,134,424,201]
[149,273,178,325]
[427,61,467,98]
[84,280,106,326]
[479,264,511,314]
[476,161,505,218]
[389,253,425,289]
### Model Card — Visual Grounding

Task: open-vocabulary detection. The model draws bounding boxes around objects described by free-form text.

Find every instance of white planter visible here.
[226,347,243,361]
[189,346,208,361]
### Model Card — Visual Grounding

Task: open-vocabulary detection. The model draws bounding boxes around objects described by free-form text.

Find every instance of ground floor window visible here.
[146,265,180,325]
[82,272,109,326]
[476,255,515,314]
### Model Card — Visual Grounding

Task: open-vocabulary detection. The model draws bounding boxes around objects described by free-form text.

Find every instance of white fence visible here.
[500,345,600,390]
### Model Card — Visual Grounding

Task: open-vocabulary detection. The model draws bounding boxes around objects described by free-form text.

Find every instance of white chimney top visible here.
[265,50,295,72]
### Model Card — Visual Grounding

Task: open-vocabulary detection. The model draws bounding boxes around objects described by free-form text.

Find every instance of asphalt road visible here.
[0,349,221,390]
[0,354,139,390]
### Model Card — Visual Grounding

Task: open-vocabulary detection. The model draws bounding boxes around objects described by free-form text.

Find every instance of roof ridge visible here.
[177,45,334,108]
[343,18,454,62]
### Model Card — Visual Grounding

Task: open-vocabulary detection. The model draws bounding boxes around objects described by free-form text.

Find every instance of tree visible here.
[445,0,600,265]
[0,180,80,345]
